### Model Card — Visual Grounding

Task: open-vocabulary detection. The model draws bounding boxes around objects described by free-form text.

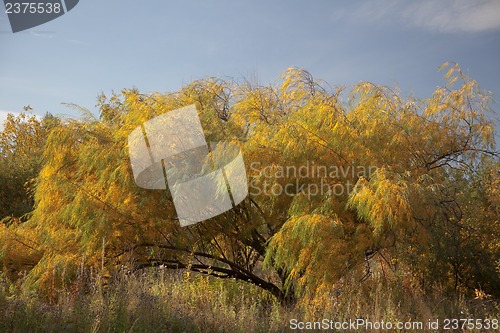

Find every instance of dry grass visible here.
[0,269,498,332]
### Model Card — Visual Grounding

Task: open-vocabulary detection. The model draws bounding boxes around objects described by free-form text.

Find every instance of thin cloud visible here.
[67,39,88,45]
[404,0,500,33]
[28,30,55,38]
[344,0,500,33]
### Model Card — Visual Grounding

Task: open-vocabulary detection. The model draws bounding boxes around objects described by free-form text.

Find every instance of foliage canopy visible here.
[0,64,498,302]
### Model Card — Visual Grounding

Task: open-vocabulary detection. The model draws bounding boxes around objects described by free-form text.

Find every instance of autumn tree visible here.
[0,112,58,220]
[0,112,60,278]
[1,64,498,303]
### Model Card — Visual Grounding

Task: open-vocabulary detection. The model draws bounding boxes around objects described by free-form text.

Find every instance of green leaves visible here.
[1,65,498,300]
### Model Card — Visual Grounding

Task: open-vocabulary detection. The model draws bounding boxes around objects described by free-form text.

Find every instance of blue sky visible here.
[1,0,500,127]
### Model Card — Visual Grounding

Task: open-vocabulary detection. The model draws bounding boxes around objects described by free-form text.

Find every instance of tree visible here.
[0,112,58,220]
[1,64,498,303]
[0,112,59,279]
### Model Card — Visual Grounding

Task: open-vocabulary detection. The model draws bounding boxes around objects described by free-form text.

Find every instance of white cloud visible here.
[344,0,500,33]
[0,110,20,130]
[0,110,42,131]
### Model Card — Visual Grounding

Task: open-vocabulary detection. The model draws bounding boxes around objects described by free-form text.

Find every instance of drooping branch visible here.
[121,243,287,301]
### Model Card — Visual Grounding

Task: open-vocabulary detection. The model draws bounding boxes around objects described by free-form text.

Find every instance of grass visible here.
[0,269,498,332]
